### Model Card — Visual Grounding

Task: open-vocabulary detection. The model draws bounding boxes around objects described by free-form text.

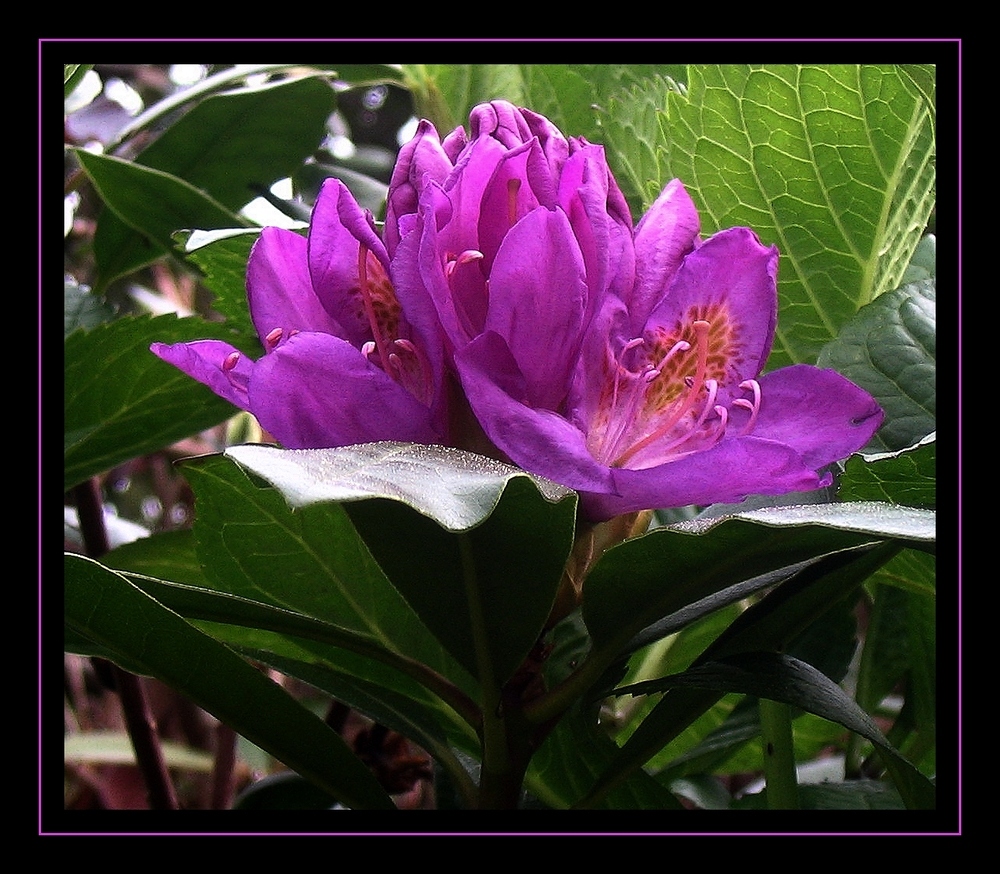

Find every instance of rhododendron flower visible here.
[387,100,635,392]
[152,178,448,449]
[454,180,884,521]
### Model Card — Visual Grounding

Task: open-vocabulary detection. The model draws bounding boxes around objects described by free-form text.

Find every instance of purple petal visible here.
[248,332,443,449]
[749,364,884,468]
[150,340,250,409]
[455,332,614,494]
[477,140,549,273]
[485,207,588,409]
[583,436,829,521]
[644,227,779,395]
[306,179,392,348]
[384,118,454,256]
[558,143,635,311]
[246,227,343,342]
[629,179,701,327]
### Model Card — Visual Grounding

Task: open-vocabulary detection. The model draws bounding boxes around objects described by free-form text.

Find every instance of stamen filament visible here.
[613,320,711,467]
[733,378,762,435]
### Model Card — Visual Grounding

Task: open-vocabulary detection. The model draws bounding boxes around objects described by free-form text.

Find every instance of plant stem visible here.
[73,478,180,810]
[759,698,799,810]
[456,535,532,808]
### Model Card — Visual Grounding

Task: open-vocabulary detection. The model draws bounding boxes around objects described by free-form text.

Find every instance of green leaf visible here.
[582,502,935,652]
[77,149,247,244]
[132,74,337,213]
[661,64,936,365]
[63,314,239,490]
[526,702,685,810]
[575,541,903,808]
[225,443,578,687]
[736,780,906,810]
[179,227,269,344]
[115,573,483,768]
[596,73,685,215]
[179,452,469,684]
[401,65,529,132]
[85,73,337,289]
[225,442,573,533]
[64,554,395,810]
[620,652,935,810]
[840,433,936,507]
[818,279,936,452]
[65,278,115,337]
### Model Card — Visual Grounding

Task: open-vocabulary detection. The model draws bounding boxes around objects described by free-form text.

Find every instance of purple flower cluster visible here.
[153,101,883,521]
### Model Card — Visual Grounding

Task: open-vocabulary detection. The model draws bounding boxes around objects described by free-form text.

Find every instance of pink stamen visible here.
[264,327,283,349]
[222,351,240,372]
[613,320,711,467]
[732,378,761,435]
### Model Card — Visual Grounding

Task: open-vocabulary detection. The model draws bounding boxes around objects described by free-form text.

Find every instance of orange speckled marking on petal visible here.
[360,250,402,340]
[644,301,741,409]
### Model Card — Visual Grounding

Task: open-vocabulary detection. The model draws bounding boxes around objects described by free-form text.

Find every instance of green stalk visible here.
[759,698,799,809]
[457,535,514,807]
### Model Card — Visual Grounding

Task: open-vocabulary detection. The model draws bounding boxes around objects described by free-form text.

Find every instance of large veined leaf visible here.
[64,554,396,810]
[660,64,936,366]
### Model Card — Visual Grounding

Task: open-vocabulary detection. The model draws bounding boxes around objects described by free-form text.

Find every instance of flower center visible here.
[589,310,762,471]
[356,244,434,405]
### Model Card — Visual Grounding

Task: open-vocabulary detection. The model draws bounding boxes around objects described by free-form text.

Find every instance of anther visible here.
[222,351,240,372]
[264,327,283,349]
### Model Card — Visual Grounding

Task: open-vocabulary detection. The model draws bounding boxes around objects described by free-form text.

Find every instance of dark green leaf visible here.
[179,452,470,684]
[64,314,240,490]
[77,149,247,245]
[132,75,337,213]
[582,502,935,652]
[818,279,936,452]
[840,434,936,507]
[85,73,336,289]
[526,702,685,810]
[224,443,578,687]
[735,780,906,809]
[64,554,395,810]
[116,573,483,768]
[576,541,902,808]
[619,652,934,810]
